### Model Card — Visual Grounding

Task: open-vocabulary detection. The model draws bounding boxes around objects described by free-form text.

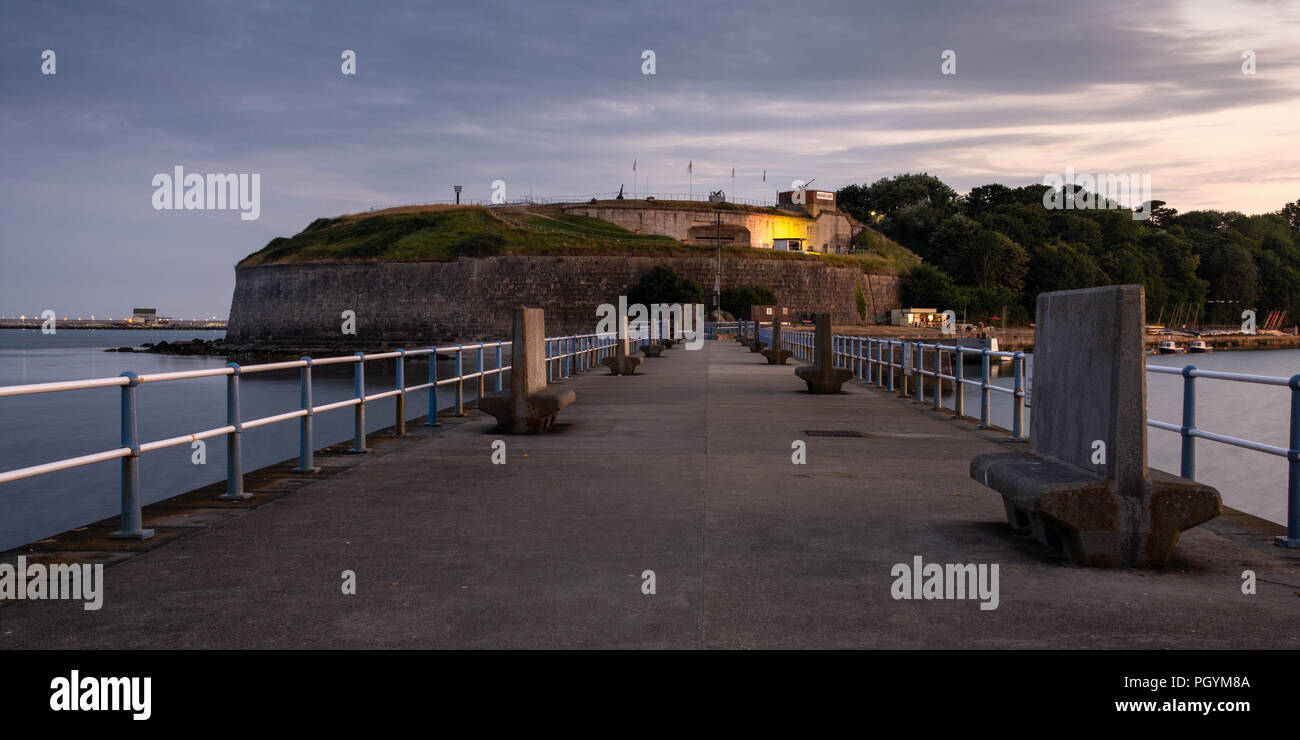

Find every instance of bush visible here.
[854,281,867,320]
[628,266,706,307]
[720,285,778,318]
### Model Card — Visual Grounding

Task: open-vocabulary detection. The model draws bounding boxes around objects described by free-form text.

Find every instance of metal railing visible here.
[736,321,1299,547]
[0,330,642,540]
[366,192,780,213]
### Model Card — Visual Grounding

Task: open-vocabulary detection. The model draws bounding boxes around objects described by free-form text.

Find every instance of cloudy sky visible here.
[2,0,1298,318]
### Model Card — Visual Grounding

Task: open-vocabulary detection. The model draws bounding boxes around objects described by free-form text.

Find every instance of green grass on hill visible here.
[237,206,919,275]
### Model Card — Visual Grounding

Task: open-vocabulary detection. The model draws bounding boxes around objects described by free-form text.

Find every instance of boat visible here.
[1157,340,1184,354]
[1189,339,1211,354]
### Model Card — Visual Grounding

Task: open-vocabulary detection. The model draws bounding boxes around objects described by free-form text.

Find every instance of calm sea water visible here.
[0,329,481,551]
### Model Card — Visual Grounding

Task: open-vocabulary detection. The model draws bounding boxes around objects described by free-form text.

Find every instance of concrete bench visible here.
[601,314,645,375]
[761,318,792,365]
[969,285,1221,566]
[794,313,851,392]
[746,321,767,353]
[478,307,576,433]
[642,342,664,357]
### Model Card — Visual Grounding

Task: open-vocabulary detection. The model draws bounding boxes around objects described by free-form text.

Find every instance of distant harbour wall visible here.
[225,256,902,348]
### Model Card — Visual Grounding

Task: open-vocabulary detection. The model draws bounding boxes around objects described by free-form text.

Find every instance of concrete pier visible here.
[1,340,1295,648]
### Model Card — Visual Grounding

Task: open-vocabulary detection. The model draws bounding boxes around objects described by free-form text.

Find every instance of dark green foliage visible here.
[720,285,778,318]
[629,266,706,308]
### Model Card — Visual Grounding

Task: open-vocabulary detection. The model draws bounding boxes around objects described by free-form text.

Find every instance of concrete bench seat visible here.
[970,452,1219,566]
[600,315,645,375]
[968,285,1220,567]
[478,307,575,433]
[760,317,792,365]
[794,313,851,392]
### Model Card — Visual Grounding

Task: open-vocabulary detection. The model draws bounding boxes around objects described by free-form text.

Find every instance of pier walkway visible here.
[2,340,1296,648]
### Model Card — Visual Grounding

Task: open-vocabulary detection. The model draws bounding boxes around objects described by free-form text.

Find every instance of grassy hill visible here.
[237,204,919,274]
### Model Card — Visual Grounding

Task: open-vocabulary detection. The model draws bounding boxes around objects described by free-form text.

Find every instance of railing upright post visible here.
[888,340,896,391]
[454,344,465,416]
[111,371,154,538]
[395,349,407,437]
[477,345,486,401]
[294,358,321,472]
[352,353,368,452]
[954,348,965,417]
[914,341,923,403]
[1011,351,1026,441]
[219,363,251,499]
[425,348,441,427]
[979,348,991,429]
[495,341,504,390]
[1180,365,1196,479]
[1276,374,1300,548]
[933,344,942,410]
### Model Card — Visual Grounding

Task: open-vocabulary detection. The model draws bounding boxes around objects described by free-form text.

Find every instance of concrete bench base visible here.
[794,366,853,393]
[970,452,1221,567]
[661,339,676,349]
[478,387,576,434]
[642,343,664,357]
[761,348,792,365]
[748,340,767,353]
[601,354,645,375]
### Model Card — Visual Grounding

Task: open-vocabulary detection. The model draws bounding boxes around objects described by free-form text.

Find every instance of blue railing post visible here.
[220,362,250,499]
[1277,374,1300,548]
[1011,351,1026,441]
[495,341,504,390]
[395,349,407,437]
[562,338,570,378]
[914,341,923,403]
[888,340,896,391]
[454,344,465,416]
[111,371,154,538]
[294,357,321,472]
[1180,365,1196,479]
[425,348,441,427]
[477,344,486,401]
[933,344,942,410]
[979,348,991,429]
[954,347,965,417]
[352,353,368,452]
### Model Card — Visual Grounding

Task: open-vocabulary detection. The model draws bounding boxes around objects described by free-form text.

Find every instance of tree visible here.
[628,266,704,308]
[854,281,867,320]
[902,264,963,310]
[1280,199,1300,230]
[720,285,778,319]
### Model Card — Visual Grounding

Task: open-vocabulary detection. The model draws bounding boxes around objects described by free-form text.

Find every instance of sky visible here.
[2,0,1298,319]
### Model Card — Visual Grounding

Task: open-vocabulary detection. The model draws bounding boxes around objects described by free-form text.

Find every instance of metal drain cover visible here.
[803,430,865,437]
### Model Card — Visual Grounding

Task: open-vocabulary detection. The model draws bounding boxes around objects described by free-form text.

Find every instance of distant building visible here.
[131,308,158,325]
[891,308,939,327]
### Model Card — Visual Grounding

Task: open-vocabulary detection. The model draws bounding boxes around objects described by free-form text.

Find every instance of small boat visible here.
[1189,339,1211,354]
[1157,340,1184,354]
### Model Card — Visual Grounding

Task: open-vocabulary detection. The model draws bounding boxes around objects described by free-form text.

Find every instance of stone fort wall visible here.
[226,256,902,349]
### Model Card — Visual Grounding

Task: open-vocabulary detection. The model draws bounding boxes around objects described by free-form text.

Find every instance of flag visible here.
[762,169,766,182]
[688,160,692,174]
[731,167,735,178]
[633,158,637,171]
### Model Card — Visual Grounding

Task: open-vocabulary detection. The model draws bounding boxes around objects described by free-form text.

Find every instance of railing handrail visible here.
[0,330,652,541]
[742,321,1298,546]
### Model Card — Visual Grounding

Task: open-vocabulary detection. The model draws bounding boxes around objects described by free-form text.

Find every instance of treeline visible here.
[837,174,1300,326]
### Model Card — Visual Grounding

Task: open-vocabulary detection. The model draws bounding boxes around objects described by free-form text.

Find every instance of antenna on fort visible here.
[453,185,462,205]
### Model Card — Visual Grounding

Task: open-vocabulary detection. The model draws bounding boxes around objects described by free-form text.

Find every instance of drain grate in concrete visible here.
[803,430,865,437]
